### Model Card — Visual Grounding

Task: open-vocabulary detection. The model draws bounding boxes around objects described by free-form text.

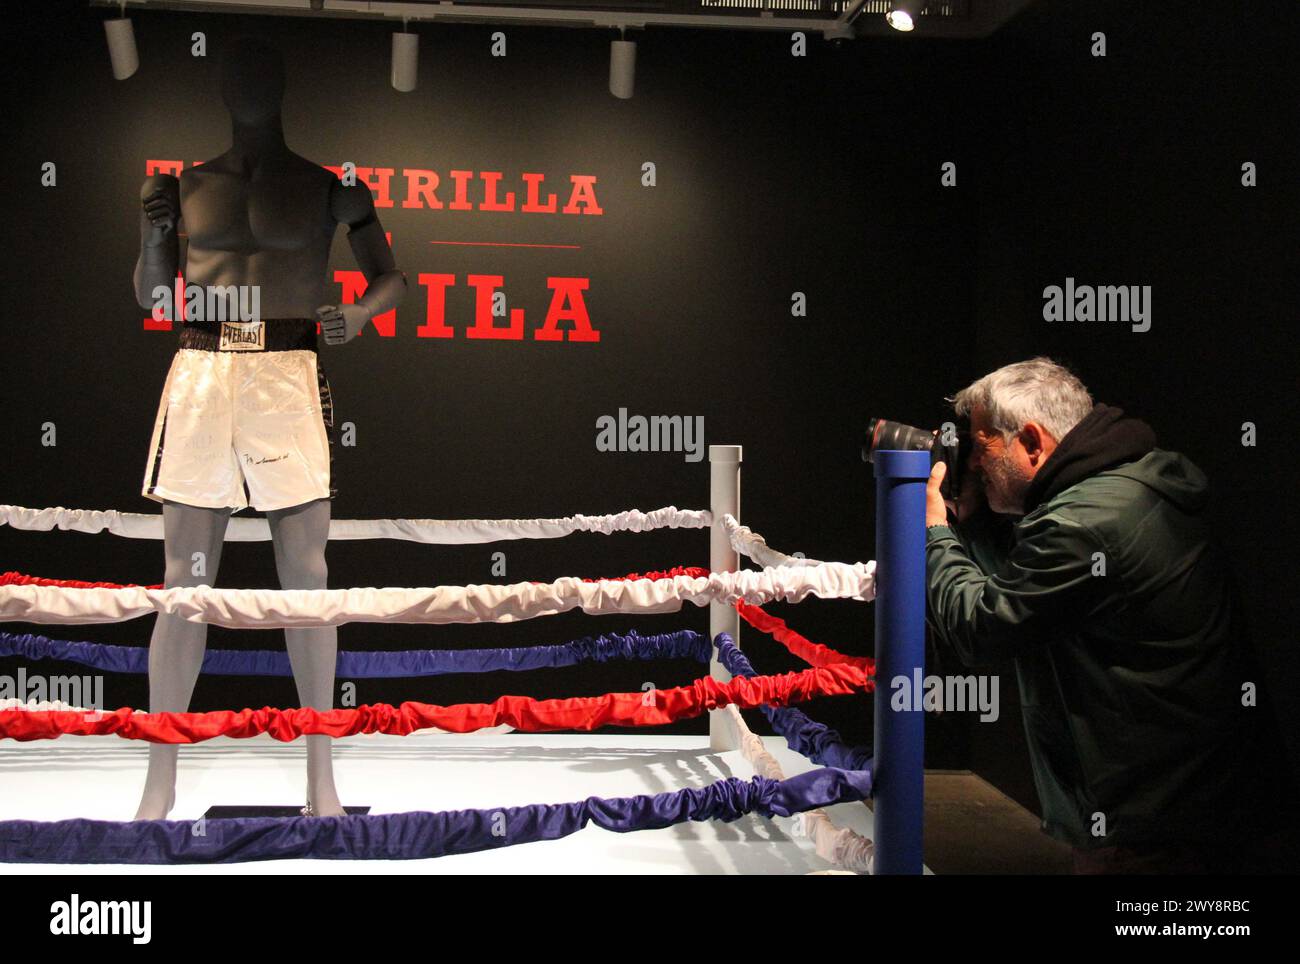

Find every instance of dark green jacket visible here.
[925,447,1258,849]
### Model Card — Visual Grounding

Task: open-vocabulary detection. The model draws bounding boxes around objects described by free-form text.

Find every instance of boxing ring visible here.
[0,445,930,872]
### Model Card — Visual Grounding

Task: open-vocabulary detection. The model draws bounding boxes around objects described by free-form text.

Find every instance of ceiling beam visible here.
[90,0,1034,39]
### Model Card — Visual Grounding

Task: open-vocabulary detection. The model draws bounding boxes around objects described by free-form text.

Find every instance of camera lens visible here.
[867,419,935,460]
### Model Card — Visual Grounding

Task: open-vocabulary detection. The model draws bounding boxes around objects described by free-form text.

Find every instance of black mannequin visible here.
[131,38,406,820]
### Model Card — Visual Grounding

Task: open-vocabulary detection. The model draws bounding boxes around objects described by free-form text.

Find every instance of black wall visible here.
[966,1,1300,808]
[2,1,1295,820]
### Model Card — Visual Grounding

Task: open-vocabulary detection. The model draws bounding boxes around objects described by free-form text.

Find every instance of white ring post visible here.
[708,444,741,751]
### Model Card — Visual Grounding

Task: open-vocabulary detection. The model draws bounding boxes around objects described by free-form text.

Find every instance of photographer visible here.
[921,357,1285,874]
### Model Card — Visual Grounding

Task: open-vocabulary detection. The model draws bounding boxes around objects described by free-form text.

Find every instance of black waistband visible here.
[178,319,319,352]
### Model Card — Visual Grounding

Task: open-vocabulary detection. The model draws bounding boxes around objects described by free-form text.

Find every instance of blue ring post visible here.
[872,449,930,875]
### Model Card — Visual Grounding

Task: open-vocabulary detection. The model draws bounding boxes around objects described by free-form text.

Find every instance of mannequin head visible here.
[220,38,285,125]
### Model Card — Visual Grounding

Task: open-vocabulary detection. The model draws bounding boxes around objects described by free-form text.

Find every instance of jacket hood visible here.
[1023,403,1159,512]
[1104,448,1210,512]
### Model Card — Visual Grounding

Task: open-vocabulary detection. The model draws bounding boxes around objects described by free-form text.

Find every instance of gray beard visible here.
[984,451,1029,515]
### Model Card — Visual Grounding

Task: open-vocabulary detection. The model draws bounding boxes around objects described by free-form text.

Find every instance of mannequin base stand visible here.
[203,804,371,819]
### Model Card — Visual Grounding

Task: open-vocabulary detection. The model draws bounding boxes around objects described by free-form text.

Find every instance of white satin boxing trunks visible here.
[141,319,337,512]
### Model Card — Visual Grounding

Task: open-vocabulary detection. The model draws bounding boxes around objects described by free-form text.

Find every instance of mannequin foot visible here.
[304,778,346,817]
[133,785,176,821]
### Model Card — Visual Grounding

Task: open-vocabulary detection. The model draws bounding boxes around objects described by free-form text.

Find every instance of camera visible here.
[862,417,969,501]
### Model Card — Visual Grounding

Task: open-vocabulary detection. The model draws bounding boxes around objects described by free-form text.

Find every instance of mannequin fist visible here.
[141,174,179,244]
[316,303,368,345]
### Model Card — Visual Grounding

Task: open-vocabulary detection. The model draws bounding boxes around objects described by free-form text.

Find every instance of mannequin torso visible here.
[182,151,345,317]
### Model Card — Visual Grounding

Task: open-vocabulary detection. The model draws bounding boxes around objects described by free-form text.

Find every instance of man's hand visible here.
[952,459,988,524]
[926,461,949,528]
[316,303,368,345]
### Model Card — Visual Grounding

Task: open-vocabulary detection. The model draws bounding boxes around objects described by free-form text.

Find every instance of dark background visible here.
[2,0,1295,826]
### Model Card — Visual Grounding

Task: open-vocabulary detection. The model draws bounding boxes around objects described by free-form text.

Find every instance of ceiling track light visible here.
[609,27,636,100]
[887,0,927,33]
[103,2,138,80]
[392,20,418,92]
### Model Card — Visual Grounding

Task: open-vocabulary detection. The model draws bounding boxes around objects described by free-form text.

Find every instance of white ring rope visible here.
[1,505,880,586]
[0,699,132,714]
[725,704,874,874]
[722,513,826,568]
[0,562,876,629]
[0,504,711,544]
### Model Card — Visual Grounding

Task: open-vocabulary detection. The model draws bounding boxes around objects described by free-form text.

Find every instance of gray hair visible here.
[950,357,1093,444]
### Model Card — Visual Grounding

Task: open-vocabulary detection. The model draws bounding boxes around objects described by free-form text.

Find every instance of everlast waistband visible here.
[178,319,319,352]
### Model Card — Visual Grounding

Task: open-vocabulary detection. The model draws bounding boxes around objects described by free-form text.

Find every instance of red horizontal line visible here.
[429,240,581,249]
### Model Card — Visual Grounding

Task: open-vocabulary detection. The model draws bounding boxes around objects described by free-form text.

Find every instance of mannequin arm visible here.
[133,174,180,311]
[317,179,407,343]
[346,217,407,318]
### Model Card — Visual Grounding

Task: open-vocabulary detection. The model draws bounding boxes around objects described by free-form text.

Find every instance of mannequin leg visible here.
[267,497,345,817]
[133,500,234,820]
